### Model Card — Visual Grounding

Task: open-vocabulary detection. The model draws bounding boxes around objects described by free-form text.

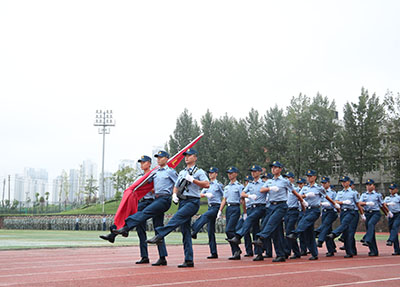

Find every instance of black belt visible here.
[227,203,240,206]
[252,204,266,208]
[208,203,220,207]
[140,198,154,202]
[184,196,200,200]
[323,208,334,212]
[366,210,380,213]
[342,208,354,212]
[270,201,286,205]
[155,194,171,198]
[288,207,299,211]
[307,206,320,209]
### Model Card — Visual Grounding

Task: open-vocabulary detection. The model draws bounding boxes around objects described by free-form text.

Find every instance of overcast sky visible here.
[1,0,399,181]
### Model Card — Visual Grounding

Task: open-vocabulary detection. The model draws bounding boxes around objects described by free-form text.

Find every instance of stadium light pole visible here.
[94,110,115,213]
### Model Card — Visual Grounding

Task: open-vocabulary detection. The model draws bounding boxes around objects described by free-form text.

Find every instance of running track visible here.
[1,241,400,287]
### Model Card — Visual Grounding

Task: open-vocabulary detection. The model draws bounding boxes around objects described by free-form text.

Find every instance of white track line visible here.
[318,277,400,287]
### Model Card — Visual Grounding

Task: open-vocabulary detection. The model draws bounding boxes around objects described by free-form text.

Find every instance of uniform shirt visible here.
[320,187,336,210]
[303,183,325,207]
[384,194,400,213]
[287,183,301,209]
[175,166,209,198]
[224,181,244,204]
[201,179,224,204]
[360,190,383,212]
[262,175,293,202]
[154,166,178,195]
[243,178,267,204]
[336,187,359,210]
[136,173,156,200]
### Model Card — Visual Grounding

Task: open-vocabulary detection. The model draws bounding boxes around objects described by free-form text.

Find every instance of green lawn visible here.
[0,229,390,250]
[0,229,228,250]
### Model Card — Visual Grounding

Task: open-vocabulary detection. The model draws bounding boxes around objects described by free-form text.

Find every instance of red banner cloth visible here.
[113,134,203,229]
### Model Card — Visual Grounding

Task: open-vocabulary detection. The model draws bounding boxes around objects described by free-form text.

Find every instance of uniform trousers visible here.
[332,209,357,256]
[125,196,170,258]
[364,211,381,255]
[235,207,254,255]
[257,202,287,257]
[318,209,338,253]
[294,207,320,257]
[284,208,301,257]
[388,212,400,253]
[236,205,265,255]
[225,205,241,255]
[191,204,219,255]
[136,199,155,258]
[156,197,200,261]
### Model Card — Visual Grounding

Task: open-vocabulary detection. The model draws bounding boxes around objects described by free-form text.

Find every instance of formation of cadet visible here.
[98,149,400,268]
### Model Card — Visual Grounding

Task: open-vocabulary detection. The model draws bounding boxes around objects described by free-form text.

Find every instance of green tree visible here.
[286,94,313,176]
[111,166,136,193]
[384,90,400,182]
[308,93,341,176]
[11,199,19,210]
[338,88,385,184]
[168,108,201,170]
[84,175,98,204]
[262,105,289,167]
[242,108,266,165]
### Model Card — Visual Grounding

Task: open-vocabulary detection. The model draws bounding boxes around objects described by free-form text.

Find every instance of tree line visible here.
[166,88,400,187]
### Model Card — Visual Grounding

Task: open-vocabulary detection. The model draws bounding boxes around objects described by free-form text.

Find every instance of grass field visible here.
[0,229,228,250]
[0,229,391,250]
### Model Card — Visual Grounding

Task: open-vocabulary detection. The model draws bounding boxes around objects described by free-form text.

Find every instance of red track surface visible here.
[1,241,400,287]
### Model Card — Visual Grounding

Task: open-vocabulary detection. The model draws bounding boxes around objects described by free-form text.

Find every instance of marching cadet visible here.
[147,148,209,268]
[217,166,244,260]
[191,167,224,259]
[384,183,400,255]
[316,176,338,257]
[113,151,177,267]
[359,179,388,256]
[296,177,309,256]
[228,165,267,261]
[283,172,302,259]
[133,156,156,264]
[287,170,339,260]
[327,176,364,258]
[253,161,307,262]
[235,174,255,257]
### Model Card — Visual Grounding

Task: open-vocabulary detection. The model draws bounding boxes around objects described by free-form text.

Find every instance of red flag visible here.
[113,134,203,229]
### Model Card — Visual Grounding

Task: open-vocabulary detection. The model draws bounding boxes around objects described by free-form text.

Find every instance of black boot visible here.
[99,233,117,243]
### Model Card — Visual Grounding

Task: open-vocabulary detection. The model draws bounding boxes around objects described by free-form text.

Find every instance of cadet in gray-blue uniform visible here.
[287,170,339,260]
[113,151,177,266]
[191,167,224,259]
[327,176,364,258]
[253,161,307,262]
[147,148,209,268]
[218,166,244,260]
[228,165,267,261]
[238,175,255,257]
[283,172,302,259]
[384,184,400,255]
[316,176,338,257]
[134,155,156,264]
[359,179,388,256]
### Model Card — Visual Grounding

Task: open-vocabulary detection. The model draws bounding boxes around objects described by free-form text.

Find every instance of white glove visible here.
[334,203,341,210]
[387,202,395,206]
[301,200,309,208]
[305,192,315,198]
[366,201,375,206]
[172,193,179,204]
[269,186,279,192]
[205,193,214,199]
[217,210,222,219]
[243,213,247,221]
[388,211,394,218]
[244,198,250,203]
[342,200,351,205]
[248,194,257,200]
[321,202,330,207]
[361,214,366,221]
[185,174,194,183]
